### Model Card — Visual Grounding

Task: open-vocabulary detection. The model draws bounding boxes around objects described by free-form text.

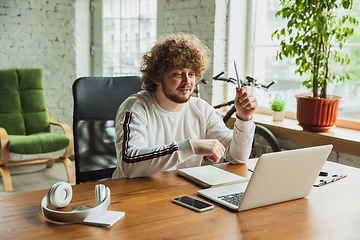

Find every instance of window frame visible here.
[92,0,157,77]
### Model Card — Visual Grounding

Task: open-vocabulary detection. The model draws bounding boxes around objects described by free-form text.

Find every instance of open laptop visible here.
[198,145,333,211]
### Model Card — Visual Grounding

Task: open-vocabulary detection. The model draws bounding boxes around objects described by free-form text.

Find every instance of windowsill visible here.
[226,113,360,157]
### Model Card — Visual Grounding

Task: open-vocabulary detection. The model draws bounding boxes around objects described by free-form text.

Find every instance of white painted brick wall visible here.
[161,0,224,104]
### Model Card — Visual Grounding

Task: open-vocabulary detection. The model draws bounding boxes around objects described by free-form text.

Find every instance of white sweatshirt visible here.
[112,90,255,179]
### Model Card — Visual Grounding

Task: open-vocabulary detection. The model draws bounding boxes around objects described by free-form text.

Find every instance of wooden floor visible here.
[0,161,74,196]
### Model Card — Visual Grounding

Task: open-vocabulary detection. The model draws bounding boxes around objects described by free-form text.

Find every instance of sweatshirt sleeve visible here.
[226,117,255,164]
[115,110,196,178]
[204,104,255,164]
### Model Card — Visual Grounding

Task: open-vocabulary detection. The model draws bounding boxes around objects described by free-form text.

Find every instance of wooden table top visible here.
[1,160,360,240]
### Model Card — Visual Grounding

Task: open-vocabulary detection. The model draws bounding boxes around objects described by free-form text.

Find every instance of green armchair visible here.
[0,69,75,192]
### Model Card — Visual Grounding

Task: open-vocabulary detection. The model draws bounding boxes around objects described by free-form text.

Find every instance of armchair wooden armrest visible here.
[0,127,10,165]
[48,111,74,158]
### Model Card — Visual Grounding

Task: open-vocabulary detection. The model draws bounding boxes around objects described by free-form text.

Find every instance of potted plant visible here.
[272,0,358,132]
[270,96,286,121]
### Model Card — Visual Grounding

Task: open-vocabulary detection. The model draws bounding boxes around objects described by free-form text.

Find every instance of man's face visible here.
[160,68,196,104]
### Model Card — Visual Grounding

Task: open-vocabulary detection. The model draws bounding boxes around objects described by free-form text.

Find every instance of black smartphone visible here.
[172,196,214,212]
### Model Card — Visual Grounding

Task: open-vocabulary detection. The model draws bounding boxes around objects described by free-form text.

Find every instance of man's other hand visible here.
[190,139,225,163]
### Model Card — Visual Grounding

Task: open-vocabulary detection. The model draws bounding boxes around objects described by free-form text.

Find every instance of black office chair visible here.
[72,76,143,184]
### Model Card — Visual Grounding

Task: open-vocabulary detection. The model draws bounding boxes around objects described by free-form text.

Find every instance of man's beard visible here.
[161,81,194,104]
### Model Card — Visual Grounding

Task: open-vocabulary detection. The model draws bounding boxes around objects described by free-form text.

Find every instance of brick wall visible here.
[159,0,228,104]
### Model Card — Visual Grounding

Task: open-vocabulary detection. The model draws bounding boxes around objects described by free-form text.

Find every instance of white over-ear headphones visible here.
[41,182,110,223]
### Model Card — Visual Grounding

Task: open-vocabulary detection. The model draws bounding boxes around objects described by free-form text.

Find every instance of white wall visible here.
[75,0,91,79]
[157,0,229,105]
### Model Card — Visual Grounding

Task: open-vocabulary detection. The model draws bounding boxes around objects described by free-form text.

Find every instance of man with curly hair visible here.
[112,33,258,179]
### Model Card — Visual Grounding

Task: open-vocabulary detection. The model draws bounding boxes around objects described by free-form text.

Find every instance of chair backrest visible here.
[72,76,143,184]
[0,69,50,135]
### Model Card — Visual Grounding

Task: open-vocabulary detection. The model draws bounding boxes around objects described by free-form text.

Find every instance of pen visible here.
[234,60,241,89]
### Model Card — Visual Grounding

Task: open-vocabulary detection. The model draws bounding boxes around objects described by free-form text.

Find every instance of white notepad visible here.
[176,165,248,188]
[82,211,125,227]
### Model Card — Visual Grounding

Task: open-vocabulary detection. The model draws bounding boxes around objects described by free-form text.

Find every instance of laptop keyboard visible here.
[218,192,244,206]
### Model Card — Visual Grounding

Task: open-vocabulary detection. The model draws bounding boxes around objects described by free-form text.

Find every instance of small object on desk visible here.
[82,210,125,227]
[172,196,214,212]
[248,168,346,187]
[41,182,124,227]
[314,171,347,187]
[248,167,254,172]
[176,165,248,188]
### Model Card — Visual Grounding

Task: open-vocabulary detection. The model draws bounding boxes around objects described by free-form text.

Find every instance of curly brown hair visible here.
[140,33,211,92]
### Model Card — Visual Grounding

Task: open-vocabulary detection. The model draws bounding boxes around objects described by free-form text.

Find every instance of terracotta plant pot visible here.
[295,94,341,132]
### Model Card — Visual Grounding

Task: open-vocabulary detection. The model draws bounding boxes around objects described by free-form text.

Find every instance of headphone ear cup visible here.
[48,182,73,208]
[95,184,106,206]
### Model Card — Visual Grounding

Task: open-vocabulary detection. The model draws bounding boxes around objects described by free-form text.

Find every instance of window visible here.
[102,0,157,77]
[239,0,360,122]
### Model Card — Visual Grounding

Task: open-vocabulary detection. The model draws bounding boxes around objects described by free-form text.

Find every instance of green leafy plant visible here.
[270,96,286,112]
[272,0,359,99]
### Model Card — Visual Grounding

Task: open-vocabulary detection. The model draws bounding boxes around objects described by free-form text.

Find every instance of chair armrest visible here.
[48,111,74,158]
[0,127,10,165]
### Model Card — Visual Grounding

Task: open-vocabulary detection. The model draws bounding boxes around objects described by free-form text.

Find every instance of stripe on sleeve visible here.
[122,112,179,163]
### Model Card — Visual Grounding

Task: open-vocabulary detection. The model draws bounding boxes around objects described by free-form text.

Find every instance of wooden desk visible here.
[1,160,360,240]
